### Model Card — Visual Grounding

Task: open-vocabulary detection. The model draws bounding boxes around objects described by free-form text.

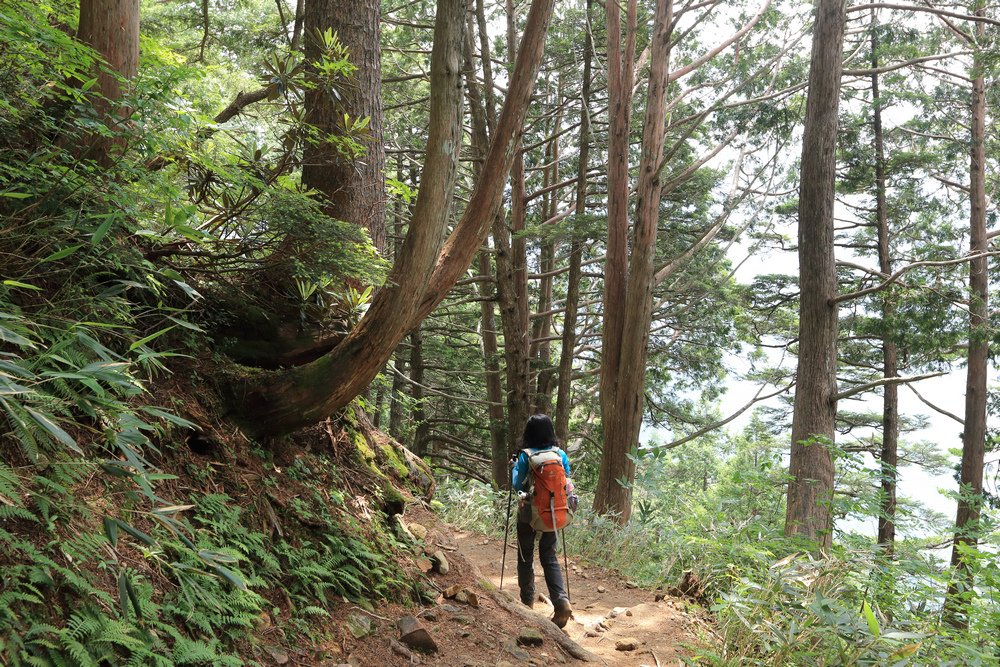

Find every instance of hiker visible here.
[511,414,574,628]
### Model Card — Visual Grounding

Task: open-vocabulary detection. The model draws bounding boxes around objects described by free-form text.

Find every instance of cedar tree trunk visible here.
[945,22,989,628]
[593,0,672,522]
[77,0,139,162]
[872,18,899,555]
[555,0,593,444]
[302,0,386,250]
[784,0,845,550]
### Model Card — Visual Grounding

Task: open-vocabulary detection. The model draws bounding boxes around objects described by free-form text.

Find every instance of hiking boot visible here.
[551,598,572,628]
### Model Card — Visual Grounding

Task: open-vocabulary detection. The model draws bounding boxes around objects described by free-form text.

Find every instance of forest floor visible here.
[340,503,714,666]
[454,529,713,666]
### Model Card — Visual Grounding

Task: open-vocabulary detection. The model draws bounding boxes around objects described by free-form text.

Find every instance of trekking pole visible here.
[561,528,570,601]
[499,460,515,591]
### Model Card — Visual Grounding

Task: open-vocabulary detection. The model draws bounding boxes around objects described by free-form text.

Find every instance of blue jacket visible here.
[512,445,571,492]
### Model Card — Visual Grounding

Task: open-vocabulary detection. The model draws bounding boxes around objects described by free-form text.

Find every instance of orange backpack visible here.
[523,447,573,532]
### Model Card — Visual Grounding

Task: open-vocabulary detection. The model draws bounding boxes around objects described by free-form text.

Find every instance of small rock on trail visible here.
[517,627,544,647]
[344,612,373,638]
[431,549,451,574]
[615,637,640,652]
[397,615,438,654]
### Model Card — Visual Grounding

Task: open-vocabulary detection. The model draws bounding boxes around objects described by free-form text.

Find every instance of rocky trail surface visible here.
[336,504,713,667]
[454,530,711,666]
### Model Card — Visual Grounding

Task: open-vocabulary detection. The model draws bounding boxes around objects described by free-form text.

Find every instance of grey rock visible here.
[267,648,289,665]
[503,639,531,662]
[344,612,373,639]
[397,615,438,653]
[431,550,450,575]
[517,627,544,647]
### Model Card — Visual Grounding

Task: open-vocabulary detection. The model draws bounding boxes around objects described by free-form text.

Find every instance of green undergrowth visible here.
[0,421,418,666]
[0,1,421,663]
[438,478,1000,666]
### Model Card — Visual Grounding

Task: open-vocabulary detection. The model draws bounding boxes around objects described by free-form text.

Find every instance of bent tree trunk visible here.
[784,0,845,550]
[231,0,557,438]
[302,0,386,251]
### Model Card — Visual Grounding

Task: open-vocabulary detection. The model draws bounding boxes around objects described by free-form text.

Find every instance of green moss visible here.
[353,431,376,463]
[381,481,406,516]
[379,442,410,478]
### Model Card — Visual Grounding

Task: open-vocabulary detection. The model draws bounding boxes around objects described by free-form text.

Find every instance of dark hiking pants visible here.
[516,518,567,606]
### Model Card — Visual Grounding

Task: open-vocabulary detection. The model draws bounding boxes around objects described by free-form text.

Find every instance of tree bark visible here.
[410,327,429,456]
[302,0,386,250]
[871,15,898,556]
[555,0,593,445]
[77,0,139,163]
[496,0,532,448]
[593,0,672,522]
[532,86,561,414]
[784,0,845,551]
[478,251,509,487]
[945,11,988,627]
[408,0,557,326]
[464,19,509,487]
[388,344,408,441]
[232,0,556,438]
[493,213,531,451]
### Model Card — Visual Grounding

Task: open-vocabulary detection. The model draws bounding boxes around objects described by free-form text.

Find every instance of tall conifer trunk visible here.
[77,0,139,163]
[945,11,989,626]
[784,0,845,550]
[594,0,672,522]
[495,0,532,450]
[555,0,593,445]
[532,86,561,414]
[871,15,899,555]
[302,0,386,250]
[464,15,508,487]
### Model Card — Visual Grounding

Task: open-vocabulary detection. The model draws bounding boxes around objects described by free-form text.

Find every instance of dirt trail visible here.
[454,529,711,666]
[339,505,711,666]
